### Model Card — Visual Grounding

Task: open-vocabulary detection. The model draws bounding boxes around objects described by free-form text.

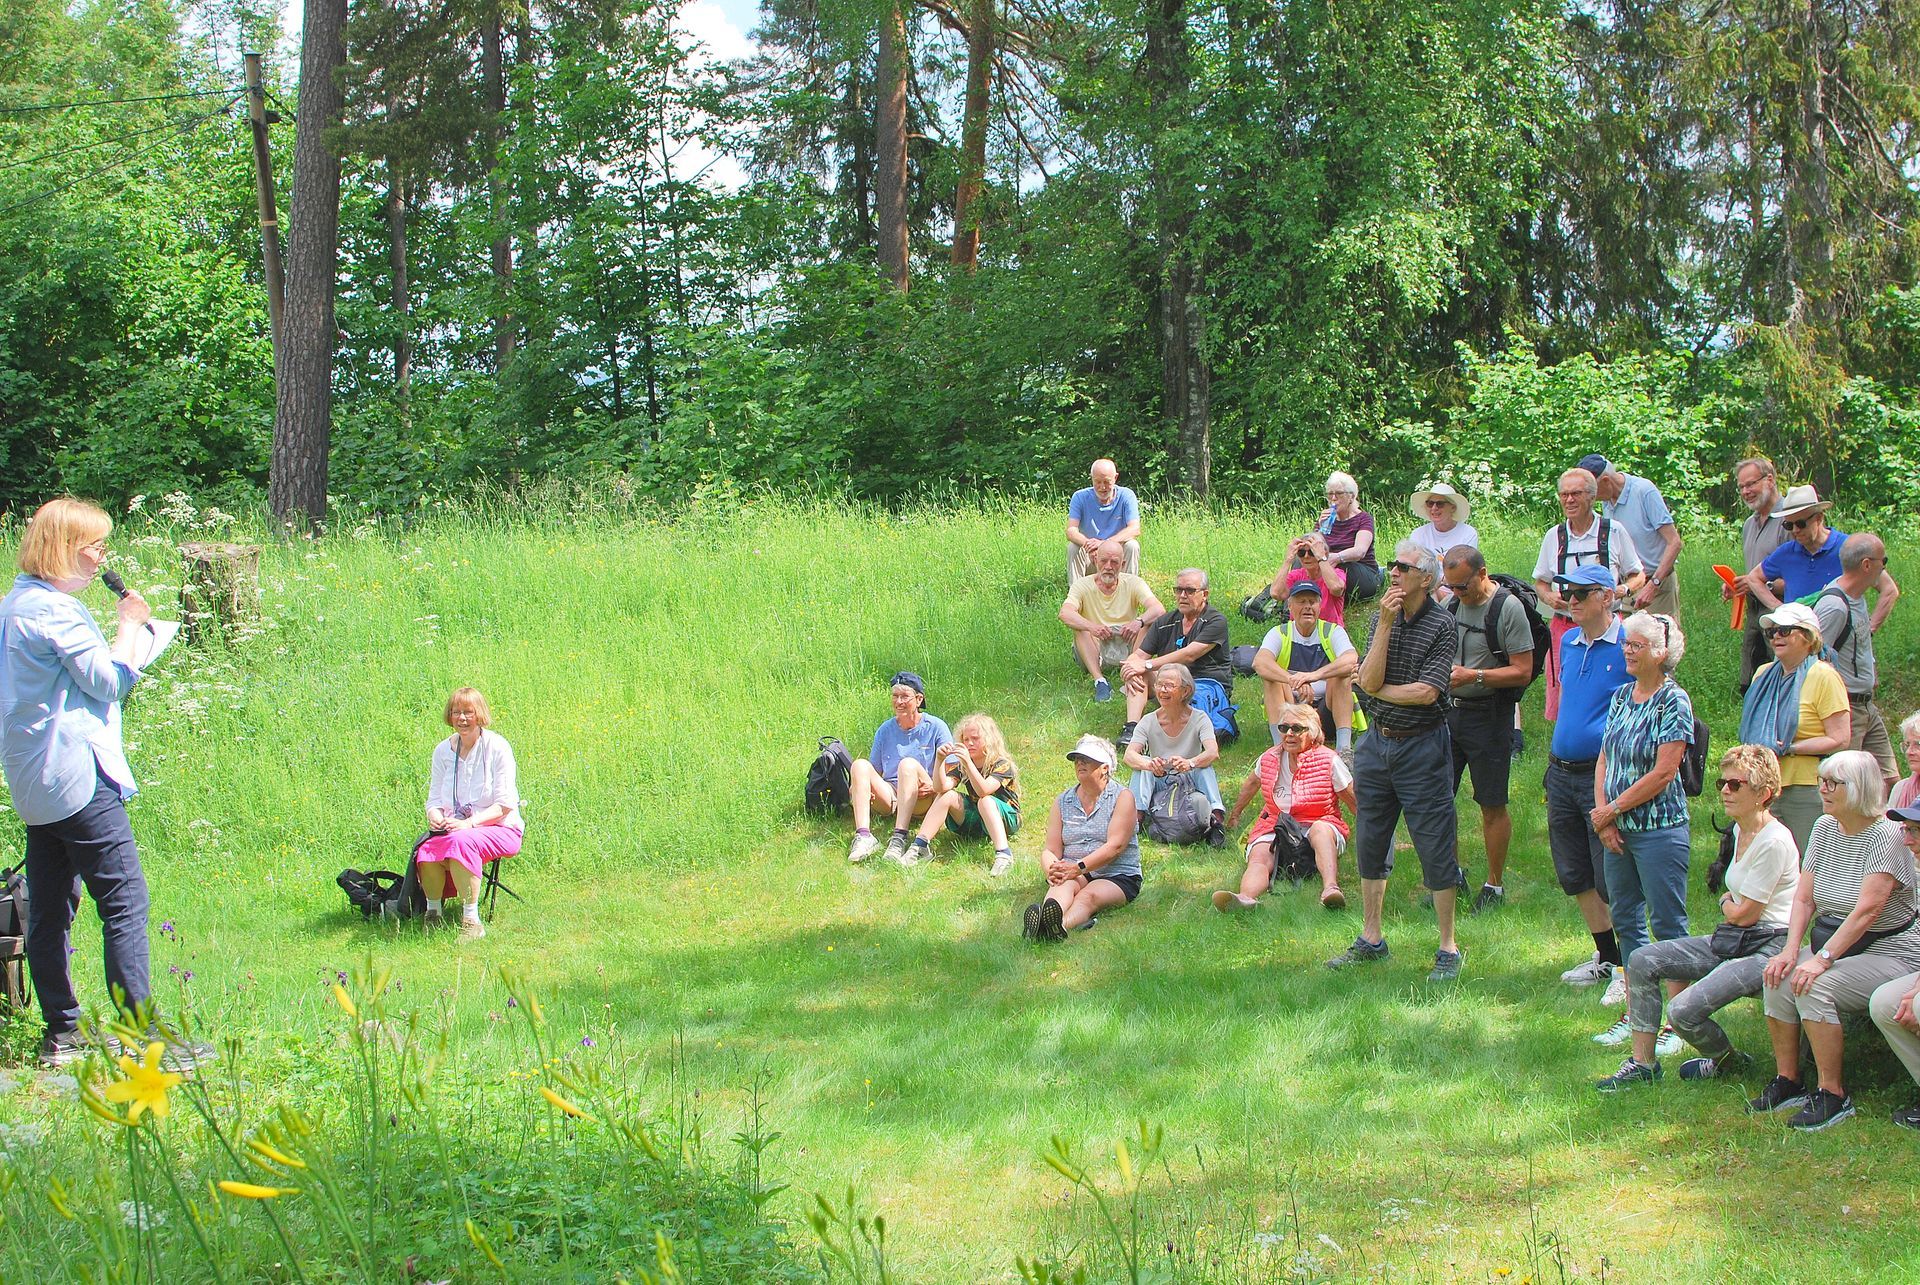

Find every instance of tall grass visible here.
[2,493,1918,1281]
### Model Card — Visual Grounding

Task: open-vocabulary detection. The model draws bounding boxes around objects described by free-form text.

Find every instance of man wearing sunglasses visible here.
[1812,533,1902,788]
[1327,542,1464,981]
[1749,485,1845,608]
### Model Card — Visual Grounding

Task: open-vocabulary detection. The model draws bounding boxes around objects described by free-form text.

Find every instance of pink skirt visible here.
[416,826,522,879]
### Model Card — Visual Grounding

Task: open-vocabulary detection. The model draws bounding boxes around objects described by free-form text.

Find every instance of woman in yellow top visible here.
[1740,602,1851,855]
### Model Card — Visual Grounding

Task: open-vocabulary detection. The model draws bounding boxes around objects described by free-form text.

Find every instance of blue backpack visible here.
[1192,678,1239,745]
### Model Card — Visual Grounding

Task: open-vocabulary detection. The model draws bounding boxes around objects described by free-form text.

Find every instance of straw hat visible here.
[1410,482,1470,525]
[1772,485,1832,523]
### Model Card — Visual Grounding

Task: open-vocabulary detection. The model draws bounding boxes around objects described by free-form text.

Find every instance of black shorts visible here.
[1449,697,1515,807]
[1089,872,1142,902]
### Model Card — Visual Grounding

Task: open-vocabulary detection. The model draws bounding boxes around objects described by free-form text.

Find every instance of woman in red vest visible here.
[1217,703,1355,912]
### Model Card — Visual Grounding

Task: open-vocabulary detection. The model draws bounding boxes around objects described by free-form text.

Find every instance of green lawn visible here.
[5,495,1920,1281]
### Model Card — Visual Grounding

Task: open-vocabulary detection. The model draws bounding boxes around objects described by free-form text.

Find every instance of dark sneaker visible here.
[1595,1057,1662,1092]
[1748,1076,1812,1114]
[1205,818,1227,849]
[1787,1089,1855,1132]
[1038,899,1067,943]
[1427,948,1464,982]
[1679,1050,1753,1082]
[1022,902,1043,941]
[1892,1103,1920,1131]
[1325,936,1389,969]
[1093,678,1113,703]
[37,1030,91,1068]
[1114,722,1137,754]
[1470,884,1504,915]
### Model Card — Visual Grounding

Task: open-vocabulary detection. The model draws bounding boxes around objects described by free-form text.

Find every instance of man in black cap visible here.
[1579,453,1683,620]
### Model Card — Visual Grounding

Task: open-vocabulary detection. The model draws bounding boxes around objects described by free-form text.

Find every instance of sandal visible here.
[1320,886,1347,911]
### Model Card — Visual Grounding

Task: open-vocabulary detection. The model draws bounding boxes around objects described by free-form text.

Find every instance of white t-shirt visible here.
[1531,517,1645,617]
[1270,751,1353,810]
[427,730,524,831]
[1725,818,1799,927]
[1409,521,1480,562]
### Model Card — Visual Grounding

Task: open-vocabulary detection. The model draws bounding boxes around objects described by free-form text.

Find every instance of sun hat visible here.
[1066,734,1117,770]
[1772,485,1832,523]
[1759,602,1821,634]
[1553,564,1617,591]
[1409,482,1470,525]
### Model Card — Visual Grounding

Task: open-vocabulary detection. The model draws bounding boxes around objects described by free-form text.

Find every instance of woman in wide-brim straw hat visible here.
[1407,483,1480,589]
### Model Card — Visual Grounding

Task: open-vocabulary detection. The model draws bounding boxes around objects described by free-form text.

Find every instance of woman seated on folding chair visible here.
[418,686,522,939]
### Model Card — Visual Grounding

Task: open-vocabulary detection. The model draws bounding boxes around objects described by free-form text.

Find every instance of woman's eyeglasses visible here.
[1716,777,1750,793]
[1817,777,1843,791]
[80,539,108,555]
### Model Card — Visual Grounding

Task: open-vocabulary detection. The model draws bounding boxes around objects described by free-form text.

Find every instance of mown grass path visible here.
[8,499,1920,1280]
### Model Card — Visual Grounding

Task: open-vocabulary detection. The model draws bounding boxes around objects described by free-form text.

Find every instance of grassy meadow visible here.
[4,489,1920,1282]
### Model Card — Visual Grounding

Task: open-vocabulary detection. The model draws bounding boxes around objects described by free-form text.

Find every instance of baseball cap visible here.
[1758,603,1820,634]
[1577,453,1611,476]
[1286,579,1323,599]
[888,671,925,696]
[1553,564,1617,590]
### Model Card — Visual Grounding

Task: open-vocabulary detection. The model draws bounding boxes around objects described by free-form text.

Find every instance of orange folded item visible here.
[1713,564,1745,630]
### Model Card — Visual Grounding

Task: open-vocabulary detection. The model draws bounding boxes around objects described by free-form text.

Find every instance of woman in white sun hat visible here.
[1408,483,1480,596]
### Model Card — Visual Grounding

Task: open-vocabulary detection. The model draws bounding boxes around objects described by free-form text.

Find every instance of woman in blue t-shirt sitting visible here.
[847,672,955,866]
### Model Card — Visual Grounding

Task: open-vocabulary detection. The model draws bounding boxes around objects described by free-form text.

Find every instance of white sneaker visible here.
[1561,952,1613,986]
[1599,971,1628,1007]
[990,853,1015,878]
[1655,1026,1685,1058]
[848,832,879,863]
[1593,1015,1632,1045]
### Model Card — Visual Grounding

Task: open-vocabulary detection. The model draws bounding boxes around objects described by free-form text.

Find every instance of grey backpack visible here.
[1145,771,1213,844]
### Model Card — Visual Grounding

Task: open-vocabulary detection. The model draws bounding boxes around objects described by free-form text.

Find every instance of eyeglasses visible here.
[1715,777,1750,793]
[1278,723,1312,734]
[1783,517,1816,532]
[1388,560,1418,574]
[80,539,108,555]
[1173,585,1204,595]
[1817,777,1843,791]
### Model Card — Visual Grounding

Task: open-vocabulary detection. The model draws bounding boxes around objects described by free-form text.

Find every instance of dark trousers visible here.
[1353,723,1460,889]
[24,774,150,1035]
[1344,562,1382,603]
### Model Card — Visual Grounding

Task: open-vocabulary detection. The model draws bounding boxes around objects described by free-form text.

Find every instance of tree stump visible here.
[179,542,262,643]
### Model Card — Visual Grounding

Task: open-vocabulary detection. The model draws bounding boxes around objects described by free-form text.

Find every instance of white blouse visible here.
[426,729,523,831]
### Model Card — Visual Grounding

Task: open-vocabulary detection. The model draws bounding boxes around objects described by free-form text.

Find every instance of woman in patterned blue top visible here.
[1591,613,1696,1049]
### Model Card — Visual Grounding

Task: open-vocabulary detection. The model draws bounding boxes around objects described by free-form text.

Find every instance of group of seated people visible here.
[837,454,1920,1134]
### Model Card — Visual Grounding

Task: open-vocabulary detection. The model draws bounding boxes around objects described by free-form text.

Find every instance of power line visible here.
[0,86,242,115]
[0,93,243,173]
[0,106,232,220]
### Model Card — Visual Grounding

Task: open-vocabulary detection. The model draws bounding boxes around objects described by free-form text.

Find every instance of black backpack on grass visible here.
[337,859,427,920]
[805,737,854,815]
[1,860,30,1013]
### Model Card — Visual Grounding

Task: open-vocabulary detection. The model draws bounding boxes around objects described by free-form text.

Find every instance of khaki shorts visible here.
[1851,694,1898,782]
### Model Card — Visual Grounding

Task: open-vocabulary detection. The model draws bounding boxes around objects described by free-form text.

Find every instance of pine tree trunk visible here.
[387,162,411,410]
[1145,0,1209,496]
[269,0,347,527]
[482,10,515,369]
[874,0,911,291]
[951,0,993,269]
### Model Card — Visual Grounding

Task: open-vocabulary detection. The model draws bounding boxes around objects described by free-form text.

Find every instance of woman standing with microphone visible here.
[1,498,165,1067]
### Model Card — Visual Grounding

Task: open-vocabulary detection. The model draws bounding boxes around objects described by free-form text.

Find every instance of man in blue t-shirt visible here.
[1581,453,1684,619]
[847,672,956,866]
[1544,564,1630,998]
[1750,485,1846,607]
[1066,458,1142,584]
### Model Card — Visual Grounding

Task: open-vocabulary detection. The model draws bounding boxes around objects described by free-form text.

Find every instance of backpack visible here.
[805,737,854,815]
[1555,520,1611,577]
[1447,576,1551,686]
[1230,644,1260,677]
[1240,586,1281,623]
[1795,586,1858,668]
[1145,770,1214,844]
[337,852,427,920]
[1,860,29,1013]
[1191,677,1240,745]
[1679,713,1711,798]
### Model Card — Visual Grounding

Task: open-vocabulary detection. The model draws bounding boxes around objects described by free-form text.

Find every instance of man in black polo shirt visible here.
[1328,540,1463,980]
[1117,567,1231,745]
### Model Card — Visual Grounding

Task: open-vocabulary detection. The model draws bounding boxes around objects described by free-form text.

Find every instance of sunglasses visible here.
[1425,497,1454,508]
[1442,578,1475,593]
[1388,560,1419,574]
[1278,723,1312,734]
[1715,777,1750,792]
[1764,626,1805,641]
[1173,585,1204,595]
[1783,517,1816,532]
[1563,586,1603,601]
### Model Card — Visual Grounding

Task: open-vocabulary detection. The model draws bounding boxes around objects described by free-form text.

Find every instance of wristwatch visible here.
[1649,576,1663,588]
[1817,947,1834,962]
[1075,860,1088,874]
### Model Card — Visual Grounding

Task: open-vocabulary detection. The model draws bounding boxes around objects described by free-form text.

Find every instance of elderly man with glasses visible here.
[1116,568,1231,750]
[1533,467,1644,722]
[1326,542,1464,981]
[1729,457,1789,692]
[1811,533,1902,788]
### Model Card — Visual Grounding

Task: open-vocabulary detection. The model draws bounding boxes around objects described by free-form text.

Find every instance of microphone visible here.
[101,569,130,598]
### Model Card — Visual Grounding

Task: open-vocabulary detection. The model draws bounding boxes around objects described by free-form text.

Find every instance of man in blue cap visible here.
[1544,564,1631,1021]
[1253,578,1359,752]
[847,672,956,865]
[1580,453,1684,620]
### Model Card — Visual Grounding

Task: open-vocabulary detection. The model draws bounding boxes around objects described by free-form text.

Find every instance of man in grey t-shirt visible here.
[1731,457,1788,693]
[1442,547,1537,914]
[1814,533,1900,785]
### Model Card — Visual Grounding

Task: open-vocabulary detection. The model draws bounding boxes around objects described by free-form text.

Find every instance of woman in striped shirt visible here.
[1754,750,1920,1130]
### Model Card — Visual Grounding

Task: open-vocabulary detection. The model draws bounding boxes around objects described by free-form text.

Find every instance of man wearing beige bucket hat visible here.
[1747,485,1844,609]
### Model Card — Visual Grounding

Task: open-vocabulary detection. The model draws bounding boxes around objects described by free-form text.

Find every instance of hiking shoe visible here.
[1427,948,1463,982]
[1211,890,1256,913]
[1470,884,1504,915]
[848,831,879,864]
[458,916,486,941]
[1205,818,1227,849]
[1038,899,1067,943]
[1748,1076,1812,1114]
[1679,1050,1753,1082]
[990,852,1015,878]
[1115,722,1137,753]
[1093,678,1113,703]
[1325,936,1389,969]
[1320,886,1346,911]
[1891,1102,1920,1131]
[1788,1089,1855,1132]
[422,904,444,929]
[1562,953,1613,986]
[1600,970,1628,1008]
[882,832,911,866]
[1595,1057,1661,1092]
[151,1033,219,1073]
[1022,902,1043,940]
[1592,1015,1632,1046]
[37,1030,92,1068]
[1654,1026,1685,1059]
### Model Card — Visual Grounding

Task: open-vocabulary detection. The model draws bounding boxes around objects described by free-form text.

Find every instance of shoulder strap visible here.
[1556,523,1572,573]
[1817,586,1855,654]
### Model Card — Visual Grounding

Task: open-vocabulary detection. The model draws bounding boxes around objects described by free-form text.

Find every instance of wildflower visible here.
[538,1085,593,1120]
[580,1036,596,1048]
[218,1181,297,1199]
[101,1043,183,1124]
[246,1138,307,1170]
[331,983,357,1018]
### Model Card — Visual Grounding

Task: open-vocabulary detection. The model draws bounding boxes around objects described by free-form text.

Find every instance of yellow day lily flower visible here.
[538,1085,592,1120]
[101,1042,183,1124]
[331,984,357,1018]
[217,1181,297,1199]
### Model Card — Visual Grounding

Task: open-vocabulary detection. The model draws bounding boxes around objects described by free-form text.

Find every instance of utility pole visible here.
[244,52,287,366]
